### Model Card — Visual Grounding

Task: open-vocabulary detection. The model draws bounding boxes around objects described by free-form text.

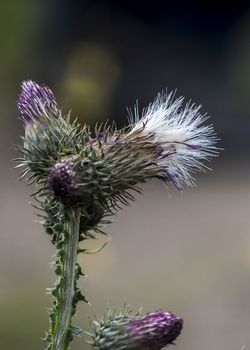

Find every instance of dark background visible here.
[0,1,250,349]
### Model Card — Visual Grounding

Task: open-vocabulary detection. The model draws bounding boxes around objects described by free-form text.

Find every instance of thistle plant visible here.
[16,80,217,350]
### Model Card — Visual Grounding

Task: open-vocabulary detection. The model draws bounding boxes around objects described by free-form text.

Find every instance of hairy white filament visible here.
[128,92,218,189]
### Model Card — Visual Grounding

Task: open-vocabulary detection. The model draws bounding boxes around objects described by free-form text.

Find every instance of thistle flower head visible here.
[89,307,183,350]
[128,92,218,190]
[17,80,59,125]
[17,82,219,218]
[48,158,81,206]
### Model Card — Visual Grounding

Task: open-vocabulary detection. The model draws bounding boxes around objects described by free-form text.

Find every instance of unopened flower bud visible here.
[89,307,183,350]
[48,159,80,205]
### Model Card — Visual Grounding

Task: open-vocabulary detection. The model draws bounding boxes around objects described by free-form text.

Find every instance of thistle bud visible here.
[89,307,183,350]
[48,159,81,206]
[17,80,59,125]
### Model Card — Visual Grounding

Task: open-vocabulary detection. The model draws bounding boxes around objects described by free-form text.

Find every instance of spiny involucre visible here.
[17,80,218,221]
[88,306,183,350]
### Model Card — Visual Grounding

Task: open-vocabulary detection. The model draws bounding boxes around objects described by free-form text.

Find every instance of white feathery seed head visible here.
[128,91,218,190]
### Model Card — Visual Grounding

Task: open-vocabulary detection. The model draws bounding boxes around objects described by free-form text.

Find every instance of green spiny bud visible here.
[48,158,81,206]
[89,306,183,350]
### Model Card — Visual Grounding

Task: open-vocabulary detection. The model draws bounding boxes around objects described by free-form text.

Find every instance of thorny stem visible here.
[52,207,81,350]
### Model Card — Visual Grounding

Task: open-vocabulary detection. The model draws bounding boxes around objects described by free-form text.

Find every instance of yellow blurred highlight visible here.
[59,43,120,124]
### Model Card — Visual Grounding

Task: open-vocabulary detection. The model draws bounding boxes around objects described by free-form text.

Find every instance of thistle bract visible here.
[89,307,183,350]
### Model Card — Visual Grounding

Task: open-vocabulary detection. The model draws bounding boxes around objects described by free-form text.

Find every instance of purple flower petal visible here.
[17,80,59,125]
[129,311,183,350]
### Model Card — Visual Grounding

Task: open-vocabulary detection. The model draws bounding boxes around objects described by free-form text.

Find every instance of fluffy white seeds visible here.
[128,92,218,190]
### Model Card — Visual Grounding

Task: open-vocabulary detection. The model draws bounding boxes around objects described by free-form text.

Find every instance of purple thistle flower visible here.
[89,307,183,350]
[48,159,80,205]
[17,80,59,125]
[128,311,183,350]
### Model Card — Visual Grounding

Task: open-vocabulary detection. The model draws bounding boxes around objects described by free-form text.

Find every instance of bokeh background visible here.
[1,1,250,349]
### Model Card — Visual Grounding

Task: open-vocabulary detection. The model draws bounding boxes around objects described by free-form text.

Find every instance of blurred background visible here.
[0,0,250,349]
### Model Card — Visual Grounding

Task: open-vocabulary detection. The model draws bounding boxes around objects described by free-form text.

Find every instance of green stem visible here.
[52,206,81,350]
